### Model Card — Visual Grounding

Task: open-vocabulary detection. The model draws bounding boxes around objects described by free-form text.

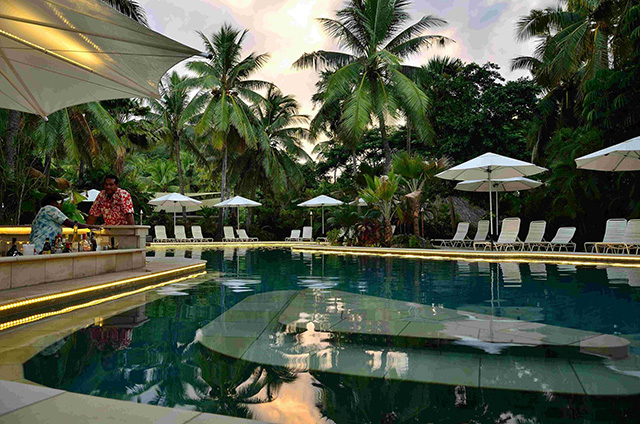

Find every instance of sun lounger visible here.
[153,225,173,243]
[474,218,520,251]
[462,220,489,248]
[596,219,640,254]
[237,229,258,241]
[537,227,576,251]
[300,226,313,242]
[285,229,301,241]
[174,225,191,242]
[191,225,213,242]
[519,220,547,251]
[433,222,470,248]
[585,218,627,252]
[223,226,239,242]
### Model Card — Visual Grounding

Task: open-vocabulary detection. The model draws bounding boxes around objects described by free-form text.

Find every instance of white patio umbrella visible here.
[575,136,640,171]
[214,196,262,229]
[455,177,543,230]
[0,0,201,117]
[436,153,547,237]
[148,193,202,228]
[79,189,101,203]
[298,195,343,235]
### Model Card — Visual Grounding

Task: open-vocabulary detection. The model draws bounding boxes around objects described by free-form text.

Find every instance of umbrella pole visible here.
[173,202,177,230]
[488,172,494,249]
[237,206,240,229]
[322,206,325,235]
[495,189,499,234]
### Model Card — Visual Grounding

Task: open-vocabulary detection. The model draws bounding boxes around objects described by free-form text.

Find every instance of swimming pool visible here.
[22,248,640,422]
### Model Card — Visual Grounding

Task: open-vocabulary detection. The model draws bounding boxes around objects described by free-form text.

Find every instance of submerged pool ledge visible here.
[291,244,640,267]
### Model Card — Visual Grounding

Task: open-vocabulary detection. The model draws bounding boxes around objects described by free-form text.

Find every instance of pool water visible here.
[23,248,640,423]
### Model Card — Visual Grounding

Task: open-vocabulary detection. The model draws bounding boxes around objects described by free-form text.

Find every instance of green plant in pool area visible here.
[326,228,342,245]
[360,172,400,243]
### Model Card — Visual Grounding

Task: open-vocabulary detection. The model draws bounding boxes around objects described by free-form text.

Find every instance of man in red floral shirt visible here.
[87,174,135,226]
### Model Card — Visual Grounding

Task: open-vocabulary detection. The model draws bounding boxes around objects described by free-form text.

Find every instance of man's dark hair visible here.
[104,174,119,185]
[42,193,64,208]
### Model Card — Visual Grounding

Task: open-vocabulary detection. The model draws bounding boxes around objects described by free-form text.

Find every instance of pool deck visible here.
[149,241,326,248]
[291,244,640,267]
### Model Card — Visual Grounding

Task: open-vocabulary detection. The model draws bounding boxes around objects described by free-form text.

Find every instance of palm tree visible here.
[360,172,400,242]
[392,152,426,235]
[148,72,208,218]
[294,0,450,172]
[101,0,148,25]
[229,86,310,199]
[185,25,270,228]
[511,0,633,161]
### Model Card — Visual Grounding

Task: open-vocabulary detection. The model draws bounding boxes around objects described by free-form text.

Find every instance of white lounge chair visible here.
[519,221,547,251]
[153,225,173,243]
[285,229,301,241]
[223,226,239,242]
[174,225,191,242]
[237,229,258,242]
[191,225,213,242]
[433,222,470,248]
[474,218,520,251]
[585,218,627,252]
[596,219,640,254]
[462,220,489,248]
[537,227,576,251]
[300,226,313,242]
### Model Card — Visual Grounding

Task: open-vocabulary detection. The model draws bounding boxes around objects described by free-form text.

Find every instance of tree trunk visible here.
[4,110,19,176]
[380,118,391,173]
[43,154,52,189]
[448,195,456,232]
[175,136,187,222]
[384,218,393,244]
[218,143,228,238]
[406,123,411,154]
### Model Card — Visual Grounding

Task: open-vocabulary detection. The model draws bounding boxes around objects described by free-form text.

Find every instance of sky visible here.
[138,0,551,136]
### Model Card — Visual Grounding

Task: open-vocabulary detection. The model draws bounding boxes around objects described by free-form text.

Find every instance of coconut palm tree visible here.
[148,72,208,218]
[229,86,310,199]
[185,25,270,228]
[101,0,148,25]
[294,0,450,172]
[511,0,634,161]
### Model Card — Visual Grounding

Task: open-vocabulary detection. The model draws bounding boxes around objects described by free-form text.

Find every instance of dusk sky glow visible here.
[140,0,550,122]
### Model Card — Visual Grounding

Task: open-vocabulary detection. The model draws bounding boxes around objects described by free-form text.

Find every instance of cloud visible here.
[138,0,549,153]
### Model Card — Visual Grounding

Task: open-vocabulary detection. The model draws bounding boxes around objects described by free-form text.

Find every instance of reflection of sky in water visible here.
[220,278,262,293]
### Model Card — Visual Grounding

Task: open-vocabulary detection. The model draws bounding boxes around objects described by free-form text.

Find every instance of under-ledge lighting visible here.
[0,271,207,332]
[0,263,206,313]
[290,247,640,268]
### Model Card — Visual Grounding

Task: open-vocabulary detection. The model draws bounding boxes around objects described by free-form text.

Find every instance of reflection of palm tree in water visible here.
[195,345,297,418]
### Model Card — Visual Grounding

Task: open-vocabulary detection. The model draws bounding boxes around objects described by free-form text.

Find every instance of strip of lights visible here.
[0,271,207,332]
[148,242,324,248]
[0,263,206,313]
[291,247,640,268]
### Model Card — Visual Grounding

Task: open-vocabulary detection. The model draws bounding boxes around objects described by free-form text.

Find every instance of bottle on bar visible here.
[53,233,62,253]
[7,238,22,256]
[89,231,98,251]
[81,234,91,252]
[41,238,52,255]
[71,224,80,252]
[63,242,71,253]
